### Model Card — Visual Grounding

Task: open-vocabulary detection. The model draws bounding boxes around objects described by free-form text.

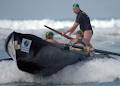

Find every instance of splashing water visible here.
[0,19,120,84]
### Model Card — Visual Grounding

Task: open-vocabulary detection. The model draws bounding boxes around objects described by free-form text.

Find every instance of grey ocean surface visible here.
[1,81,120,86]
[0,19,120,86]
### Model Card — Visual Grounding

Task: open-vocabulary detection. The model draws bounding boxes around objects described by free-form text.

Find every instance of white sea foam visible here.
[39,58,120,84]
[0,19,120,36]
[0,19,120,30]
[0,61,34,84]
[0,58,120,84]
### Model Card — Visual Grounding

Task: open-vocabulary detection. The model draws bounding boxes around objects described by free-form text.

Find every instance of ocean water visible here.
[0,19,120,86]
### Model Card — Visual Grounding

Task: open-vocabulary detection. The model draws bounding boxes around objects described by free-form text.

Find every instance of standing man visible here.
[63,3,93,49]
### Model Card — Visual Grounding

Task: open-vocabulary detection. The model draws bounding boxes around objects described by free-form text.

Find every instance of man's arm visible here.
[65,22,79,35]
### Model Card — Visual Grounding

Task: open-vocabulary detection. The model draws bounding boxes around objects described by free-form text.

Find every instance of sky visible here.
[0,0,119,20]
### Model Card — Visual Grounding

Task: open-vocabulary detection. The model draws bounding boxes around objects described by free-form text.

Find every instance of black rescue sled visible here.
[5,32,112,76]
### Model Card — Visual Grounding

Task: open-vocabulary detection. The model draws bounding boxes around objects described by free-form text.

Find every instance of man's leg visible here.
[83,30,93,46]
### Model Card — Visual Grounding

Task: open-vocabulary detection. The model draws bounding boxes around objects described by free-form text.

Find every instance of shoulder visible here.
[76,12,81,19]
[81,11,89,18]
[77,11,85,18]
